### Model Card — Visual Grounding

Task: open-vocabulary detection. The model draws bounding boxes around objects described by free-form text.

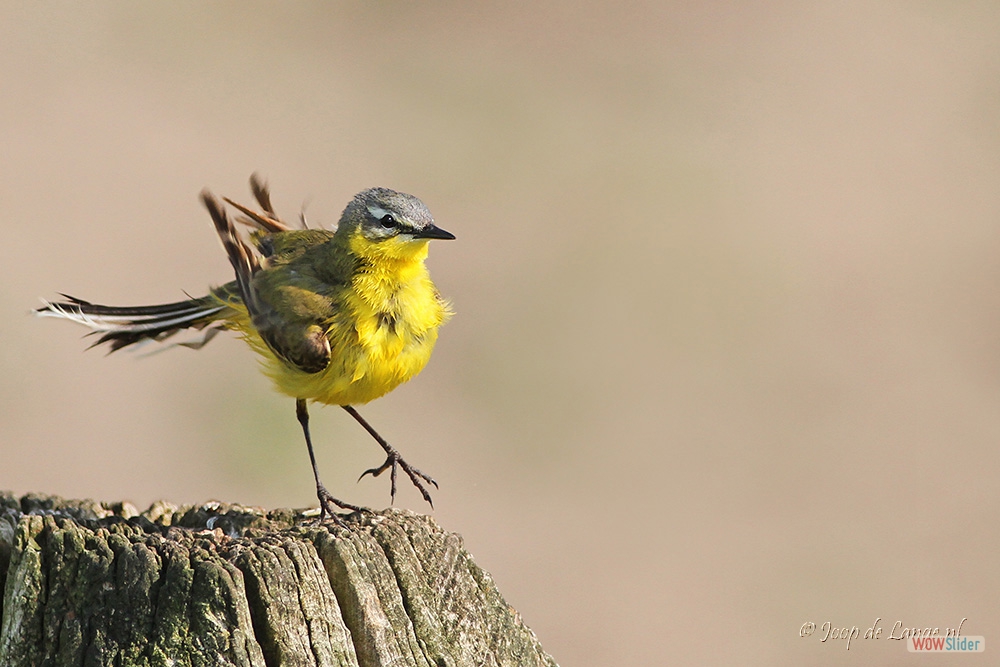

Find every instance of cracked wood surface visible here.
[0,493,556,667]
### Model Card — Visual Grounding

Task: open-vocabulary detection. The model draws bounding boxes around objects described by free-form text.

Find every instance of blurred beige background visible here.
[2,2,999,665]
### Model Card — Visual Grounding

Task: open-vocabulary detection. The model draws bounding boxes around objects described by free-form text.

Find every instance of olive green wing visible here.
[202,191,334,374]
[247,268,339,374]
[251,228,336,264]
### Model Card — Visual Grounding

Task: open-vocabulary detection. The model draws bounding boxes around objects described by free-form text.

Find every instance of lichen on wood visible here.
[0,493,556,667]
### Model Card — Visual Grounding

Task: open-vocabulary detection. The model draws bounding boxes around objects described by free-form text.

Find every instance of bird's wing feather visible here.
[222,173,294,234]
[202,190,332,374]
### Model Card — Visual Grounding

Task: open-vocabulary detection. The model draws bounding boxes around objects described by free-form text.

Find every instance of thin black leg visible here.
[342,404,438,507]
[296,399,363,521]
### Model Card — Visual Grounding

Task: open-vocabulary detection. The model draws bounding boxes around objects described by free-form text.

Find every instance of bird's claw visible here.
[313,483,366,525]
[359,451,438,507]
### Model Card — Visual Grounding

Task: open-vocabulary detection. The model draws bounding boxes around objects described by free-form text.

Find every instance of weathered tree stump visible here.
[0,493,557,667]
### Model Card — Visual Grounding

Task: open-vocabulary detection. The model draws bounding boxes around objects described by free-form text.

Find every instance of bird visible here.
[37,175,455,521]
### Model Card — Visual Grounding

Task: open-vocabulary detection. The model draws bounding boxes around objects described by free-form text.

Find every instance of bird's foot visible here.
[313,483,366,525]
[359,446,438,508]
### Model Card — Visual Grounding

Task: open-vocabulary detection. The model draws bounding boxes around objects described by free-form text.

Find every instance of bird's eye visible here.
[379,214,397,229]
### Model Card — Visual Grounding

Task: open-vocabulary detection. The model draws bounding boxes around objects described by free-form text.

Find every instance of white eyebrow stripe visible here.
[367,205,391,219]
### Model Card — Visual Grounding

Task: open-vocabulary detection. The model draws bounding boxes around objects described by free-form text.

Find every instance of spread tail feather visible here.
[36,294,229,352]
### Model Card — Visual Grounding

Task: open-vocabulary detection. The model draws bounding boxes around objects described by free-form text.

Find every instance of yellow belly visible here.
[266,314,440,406]
[225,272,449,406]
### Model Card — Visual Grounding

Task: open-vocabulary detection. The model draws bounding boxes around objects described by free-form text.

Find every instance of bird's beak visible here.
[413,223,456,240]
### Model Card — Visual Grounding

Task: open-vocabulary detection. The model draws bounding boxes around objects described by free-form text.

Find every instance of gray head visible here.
[339,188,455,242]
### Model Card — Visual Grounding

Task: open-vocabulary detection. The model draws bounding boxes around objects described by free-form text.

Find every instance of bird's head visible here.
[339,188,454,262]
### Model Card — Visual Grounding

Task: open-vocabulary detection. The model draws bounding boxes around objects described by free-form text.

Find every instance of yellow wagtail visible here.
[37,175,454,519]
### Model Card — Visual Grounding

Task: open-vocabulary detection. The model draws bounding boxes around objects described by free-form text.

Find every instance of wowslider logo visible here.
[908,636,985,653]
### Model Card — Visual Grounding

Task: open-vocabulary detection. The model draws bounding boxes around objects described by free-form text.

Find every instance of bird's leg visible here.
[343,405,438,507]
[296,399,364,522]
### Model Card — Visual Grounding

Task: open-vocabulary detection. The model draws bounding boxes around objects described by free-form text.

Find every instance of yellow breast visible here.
[234,241,451,406]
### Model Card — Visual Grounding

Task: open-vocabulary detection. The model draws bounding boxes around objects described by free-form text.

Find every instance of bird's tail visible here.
[36,292,233,352]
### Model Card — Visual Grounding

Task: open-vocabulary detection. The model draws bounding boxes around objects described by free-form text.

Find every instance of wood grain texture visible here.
[0,493,556,667]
